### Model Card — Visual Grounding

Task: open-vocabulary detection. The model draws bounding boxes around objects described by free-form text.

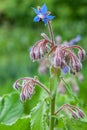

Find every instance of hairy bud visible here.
[72,61,82,72]
[13,83,21,90]
[53,56,61,67]
[20,93,26,102]
[30,39,48,61]
[78,109,85,118]
[72,112,78,119]
[78,49,86,61]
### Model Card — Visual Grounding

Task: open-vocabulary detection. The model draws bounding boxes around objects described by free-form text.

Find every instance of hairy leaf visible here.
[0,116,30,130]
[30,101,46,130]
[56,116,87,130]
[0,92,24,125]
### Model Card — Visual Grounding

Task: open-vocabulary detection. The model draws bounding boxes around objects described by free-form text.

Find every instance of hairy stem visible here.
[35,80,50,95]
[48,21,55,47]
[50,95,55,130]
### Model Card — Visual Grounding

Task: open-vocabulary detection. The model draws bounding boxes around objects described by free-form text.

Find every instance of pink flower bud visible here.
[13,83,21,90]
[72,112,78,119]
[78,110,85,118]
[72,61,82,72]
[30,47,36,61]
[20,93,26,102]
[78,49,86,61]
[30,39,48,61]
[22,81,35,101]
[53,56,61,67]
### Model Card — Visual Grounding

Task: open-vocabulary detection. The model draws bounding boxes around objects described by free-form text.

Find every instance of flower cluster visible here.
[30,39,49,61]
[13,77,50,101]
[55,104,85,119]
[13,77,35,101]
[30,35,86,74]
[52,44,85,74]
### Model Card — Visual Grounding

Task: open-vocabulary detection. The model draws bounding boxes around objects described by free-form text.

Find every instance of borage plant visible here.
[13,4,86,130]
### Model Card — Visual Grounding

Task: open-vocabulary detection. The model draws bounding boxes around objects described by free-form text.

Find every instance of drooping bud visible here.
[30,47,36,61]
[13,83,21,90]
[77,72,84,82]
[78,109,85,118]
[72,60,82,72]
[20,92,26,102]
[78,49,86,61]
[22,81,35,100]
[53,56,61,68]
[41,33,50,41]
[55,36,62,44]
[30,47,40,61]
[72,112,78,119]
[30,39,48,61]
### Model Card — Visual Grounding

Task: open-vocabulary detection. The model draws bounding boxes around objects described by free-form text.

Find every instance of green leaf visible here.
[56,116,87,130]
[0,92,24,125]
[30,101,46,130]
[61,78,79,104]
[66,119,87,130]
[0,116,30,130]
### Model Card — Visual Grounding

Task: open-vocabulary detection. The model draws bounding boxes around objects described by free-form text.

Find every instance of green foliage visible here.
[0,92,24,125]
[30,101,46,130]
[55,117,87,130]
[0,116,30,130]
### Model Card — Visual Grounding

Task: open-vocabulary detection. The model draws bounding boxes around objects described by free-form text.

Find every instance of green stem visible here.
[50,95,55,130]
[35,80,50,95]
[48,21,55,47]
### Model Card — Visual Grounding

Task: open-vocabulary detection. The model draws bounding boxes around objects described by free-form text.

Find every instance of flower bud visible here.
[41,33,49,41]
[78,110,85,118]
[72,112,78,119]
[23,81,35,100]
[30,39,48,61]
[20,93,26,102]
[13,83,21,90]
[77,73,84,82]
[72,61,82,72]
[55,36,62,44]
[30,47,36,61]
[30,47,41,61]
[53,56,61,68]
[78,49,86,61]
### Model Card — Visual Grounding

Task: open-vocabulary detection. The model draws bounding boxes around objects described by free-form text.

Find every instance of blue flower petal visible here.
[76,35,81,41]
[68,35,81,46]
[62,66,70,74]
[40,4,47,14]
[33,8,39,14]
[46,15,55,20]
[43,19,48,25]
[33,16,40,22]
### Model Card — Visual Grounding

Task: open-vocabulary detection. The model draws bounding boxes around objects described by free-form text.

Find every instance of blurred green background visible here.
[0,0,87,115]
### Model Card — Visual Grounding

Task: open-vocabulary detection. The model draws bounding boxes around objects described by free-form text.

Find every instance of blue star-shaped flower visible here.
[62,66,70,74]
[68,35,81,46]
[33,4,55,25]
